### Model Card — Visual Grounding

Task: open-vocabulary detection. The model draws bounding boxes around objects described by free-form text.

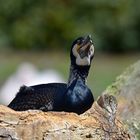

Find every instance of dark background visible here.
[0,0,140,52]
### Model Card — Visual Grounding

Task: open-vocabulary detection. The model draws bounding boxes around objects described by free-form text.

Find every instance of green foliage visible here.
[0,0,140,52]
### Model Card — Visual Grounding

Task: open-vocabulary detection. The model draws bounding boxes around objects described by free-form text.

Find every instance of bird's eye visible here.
[77,39,84,45]
[77,40,81,44]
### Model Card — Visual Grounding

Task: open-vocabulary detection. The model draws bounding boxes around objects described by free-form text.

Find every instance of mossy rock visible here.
[103,60,140,140]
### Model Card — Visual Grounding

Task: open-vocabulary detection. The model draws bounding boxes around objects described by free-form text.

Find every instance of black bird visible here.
[8,35,95,114]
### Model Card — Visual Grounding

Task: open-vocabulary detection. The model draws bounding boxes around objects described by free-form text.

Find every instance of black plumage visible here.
[64,78,93,114]
[8,35,95,114]
[8,83,67,111]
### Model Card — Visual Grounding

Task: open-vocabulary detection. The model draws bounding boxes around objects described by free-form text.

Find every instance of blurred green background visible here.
[0,0,140,104]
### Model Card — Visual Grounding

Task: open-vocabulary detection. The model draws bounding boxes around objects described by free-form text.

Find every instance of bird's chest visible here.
[67,79,88,103]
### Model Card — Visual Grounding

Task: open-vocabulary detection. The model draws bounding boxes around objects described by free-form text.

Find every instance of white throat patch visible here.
[72,44,94,66]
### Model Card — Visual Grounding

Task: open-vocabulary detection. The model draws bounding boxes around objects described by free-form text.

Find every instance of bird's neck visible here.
[67,65,89,87]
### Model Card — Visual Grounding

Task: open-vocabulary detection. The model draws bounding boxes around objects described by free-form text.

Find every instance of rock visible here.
[0,94,131,140]
[103,60,140,140]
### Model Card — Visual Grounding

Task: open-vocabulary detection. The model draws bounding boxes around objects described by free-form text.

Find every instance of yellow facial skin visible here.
[72,43,94,66]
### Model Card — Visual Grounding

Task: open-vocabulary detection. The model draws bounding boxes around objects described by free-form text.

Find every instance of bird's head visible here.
[70,35,94,67]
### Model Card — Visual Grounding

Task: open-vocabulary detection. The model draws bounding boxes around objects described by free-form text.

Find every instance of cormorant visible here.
[8,35,94,114]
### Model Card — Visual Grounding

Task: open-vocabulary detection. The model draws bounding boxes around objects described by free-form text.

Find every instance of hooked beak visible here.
[78,35,93,58]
